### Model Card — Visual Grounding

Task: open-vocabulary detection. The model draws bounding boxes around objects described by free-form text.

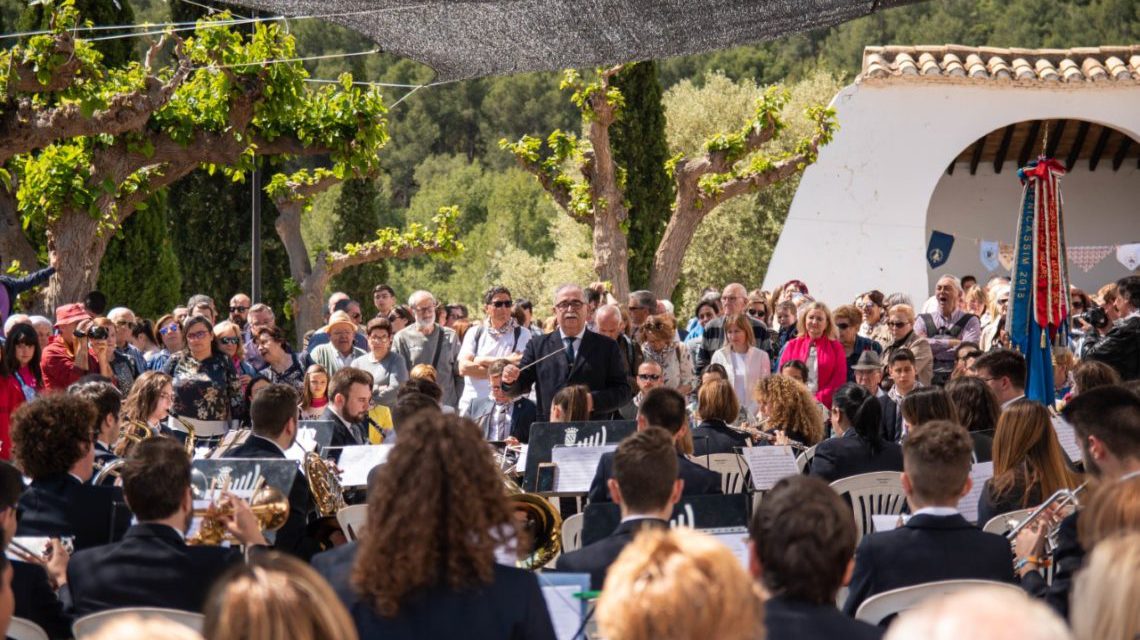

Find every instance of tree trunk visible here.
[587,99,631,300]
[43,210,107,310]
[0,189,40,273]
[272,199,325,346]
[647,182,704,300]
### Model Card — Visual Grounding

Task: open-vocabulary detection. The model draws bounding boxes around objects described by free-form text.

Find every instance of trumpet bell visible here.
[188,485,290,545]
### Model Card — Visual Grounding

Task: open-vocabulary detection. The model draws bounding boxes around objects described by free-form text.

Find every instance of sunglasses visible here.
[491,300,513,308]
[230,306,248,313]
[219,337,241,346]
[887,321,908,328]
[746,308,766,317]
[186,330,210,341]
[159,325,180,336]
[835,323,851,330]
[637,374,662,381]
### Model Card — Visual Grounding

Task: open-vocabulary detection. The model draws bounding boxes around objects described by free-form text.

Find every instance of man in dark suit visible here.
[464,360,538,443]
[588,387,721,503]
[502,284,630,421]
[68,379,121,483]
[694,283,770,376]
[67,438,267,616]
[0,461,71,639]
[556,427,681,589]
[842,420,1014,617]
[1016,386,1140,619]
[223,383,319,559]
[750,476,883,640]
[322,367,372,447]
[12,394,130,550]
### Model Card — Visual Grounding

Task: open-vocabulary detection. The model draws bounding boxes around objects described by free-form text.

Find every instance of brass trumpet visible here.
[188,482,290,546]
[1006,481,1087,553]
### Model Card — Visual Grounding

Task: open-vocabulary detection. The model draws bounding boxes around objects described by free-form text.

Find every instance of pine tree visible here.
[329,177,389,307]
[611,61,674,292]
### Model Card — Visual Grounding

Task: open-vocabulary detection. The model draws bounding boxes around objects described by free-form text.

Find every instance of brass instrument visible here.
[168,414,197,455]
[92,458,128,486]
[188,479,290,546]
[504,477,562,569]
[112,419,154,458]
[1006,481,1087,553]
[305,451,347,518]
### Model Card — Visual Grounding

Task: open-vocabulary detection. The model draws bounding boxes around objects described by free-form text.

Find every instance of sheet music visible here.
[740,446,799,490]
[1051,415,1082,463]
[542,585,584,640]
[514,445,528,475]
[705,527,751,569]
[872,514,903,532]
[550,445,617,493]
[958,461,994,523]
[294,425,320,453]
[284,442,308,464]
[336,445,393,487]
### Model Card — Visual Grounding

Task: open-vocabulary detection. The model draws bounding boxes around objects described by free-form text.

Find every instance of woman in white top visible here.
[710,313,770,419]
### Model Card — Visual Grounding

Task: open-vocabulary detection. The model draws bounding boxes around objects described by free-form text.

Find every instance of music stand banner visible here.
[522,420,637,492]
[580,493,750,546]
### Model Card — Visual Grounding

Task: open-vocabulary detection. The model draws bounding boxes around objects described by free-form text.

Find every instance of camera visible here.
[74,326,109,340]
[1076,306,1109,330]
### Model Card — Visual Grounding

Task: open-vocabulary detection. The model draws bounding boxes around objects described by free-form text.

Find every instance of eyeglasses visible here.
[229,306,248,313]
[887,321,908,328]
[746,308,766,317]
[186,330,210,340]
[997,299,1010,306]
[637,374,662,381]
[555,300,585,311]
[491,300,513,308]
[114,320,135,328]
[219,337,241,346]
[369,334,391,342]
[835,323,851,330]
[158,324,180,336]
[857,302,879,310]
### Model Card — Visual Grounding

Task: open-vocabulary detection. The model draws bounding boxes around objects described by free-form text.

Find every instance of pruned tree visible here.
[268,167,461,340]
[502,66,836,300]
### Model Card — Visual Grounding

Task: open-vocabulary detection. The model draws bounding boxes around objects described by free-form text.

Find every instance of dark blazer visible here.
[313,542,557,640]
[691,419,749,457]
[976,478,1041,527]
[466,396,539,444]
[66,523,244,616]
[13,561,71,639]
[808,430,903,483]
[877,395,903,443]
[17,474,129,551]
[506,330,631,422]
[320,406,365,448]
[970,431,994,463]
[842,513,1015,616]
[1021,510,1081,619]
[554,518,668,590]
[765,595,883,640]
[587,452,722,504]
[223,435,318,560]
[695,316,770,375]
[93,442,117,468]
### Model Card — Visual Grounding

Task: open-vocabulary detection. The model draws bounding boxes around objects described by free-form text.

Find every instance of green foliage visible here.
[97,193,182,317]
[20,0,137,67]
[491,213,596,313]
[329,177,388,305]
[560,68,625,121]
[610,61,672,291]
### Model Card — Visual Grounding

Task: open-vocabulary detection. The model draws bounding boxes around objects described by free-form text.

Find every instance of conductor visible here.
[502,284,630,421]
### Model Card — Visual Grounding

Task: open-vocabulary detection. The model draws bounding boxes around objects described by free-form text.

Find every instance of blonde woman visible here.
[204,552,359,640]
[597,528,764,640]
[1072,533,1140,640]
[777,301,846,408]
[710,313,770,419]
[882,304,934,388]
[639,314,694,395]
[753,375,825,447]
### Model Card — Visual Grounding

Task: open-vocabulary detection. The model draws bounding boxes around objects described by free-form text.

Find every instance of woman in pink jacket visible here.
[778,301,847,408]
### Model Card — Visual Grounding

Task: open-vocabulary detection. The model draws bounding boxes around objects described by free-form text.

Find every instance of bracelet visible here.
[1013,556,1040,572]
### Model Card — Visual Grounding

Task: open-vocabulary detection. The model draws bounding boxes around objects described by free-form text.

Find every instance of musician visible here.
[691,379,748,456]
[0,461,71,639]
[588,387,721,503]
[12,394,129,550]
[67,438,266,616]
[810,383,902,483]
[222,383,319,560]
[120,370,175,439]
[501,284,630,421]
[1015,386,1140,619]
[464,360,536,443]
[753,375,826,447]
[843,421,1014,616]
[68,379,122,475]
[558,427,680,589]
[750,476,883,640]
[322,367,372,447]
[972,349,1027,409]
[311,412,557,639]
[617,360,663,420]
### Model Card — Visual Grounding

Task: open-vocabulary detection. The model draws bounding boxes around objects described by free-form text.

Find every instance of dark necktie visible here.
[564,336,577,366]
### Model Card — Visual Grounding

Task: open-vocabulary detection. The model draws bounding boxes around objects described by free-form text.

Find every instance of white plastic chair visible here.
[73,607,205,639]
[337,504,369,542]
[561,512,584,552]
[830,471,906,543]
[854,580,1024,625]
[795,444,818,474]
[8,617,49,640]
[982,508,1035,535]
[705,453,748,494]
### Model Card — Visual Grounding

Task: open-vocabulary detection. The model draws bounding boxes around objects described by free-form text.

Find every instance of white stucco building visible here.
[764,45,1140,305]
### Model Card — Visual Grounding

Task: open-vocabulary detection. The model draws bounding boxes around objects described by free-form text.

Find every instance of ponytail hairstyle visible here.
[832,383,884,453]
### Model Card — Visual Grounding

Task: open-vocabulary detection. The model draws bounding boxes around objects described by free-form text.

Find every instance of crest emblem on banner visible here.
[1117,243,1140,271]
[927,231,954,268]
[980,241,1000,272]
[998,243,1016,271]
[563,427,578,446]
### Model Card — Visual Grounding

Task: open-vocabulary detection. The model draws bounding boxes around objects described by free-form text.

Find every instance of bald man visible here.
[694,283,770,376]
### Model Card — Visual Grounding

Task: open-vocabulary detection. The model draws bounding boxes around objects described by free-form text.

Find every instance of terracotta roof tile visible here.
[860,45,1140,84]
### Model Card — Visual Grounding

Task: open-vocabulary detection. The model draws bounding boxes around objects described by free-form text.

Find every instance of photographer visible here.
[41,304,113,392]
[1084,276,1140,381]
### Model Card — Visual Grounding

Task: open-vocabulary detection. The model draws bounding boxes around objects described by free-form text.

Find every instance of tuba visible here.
[188,483,290,546]
[504,477,562,569]
[305,452,347,518]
